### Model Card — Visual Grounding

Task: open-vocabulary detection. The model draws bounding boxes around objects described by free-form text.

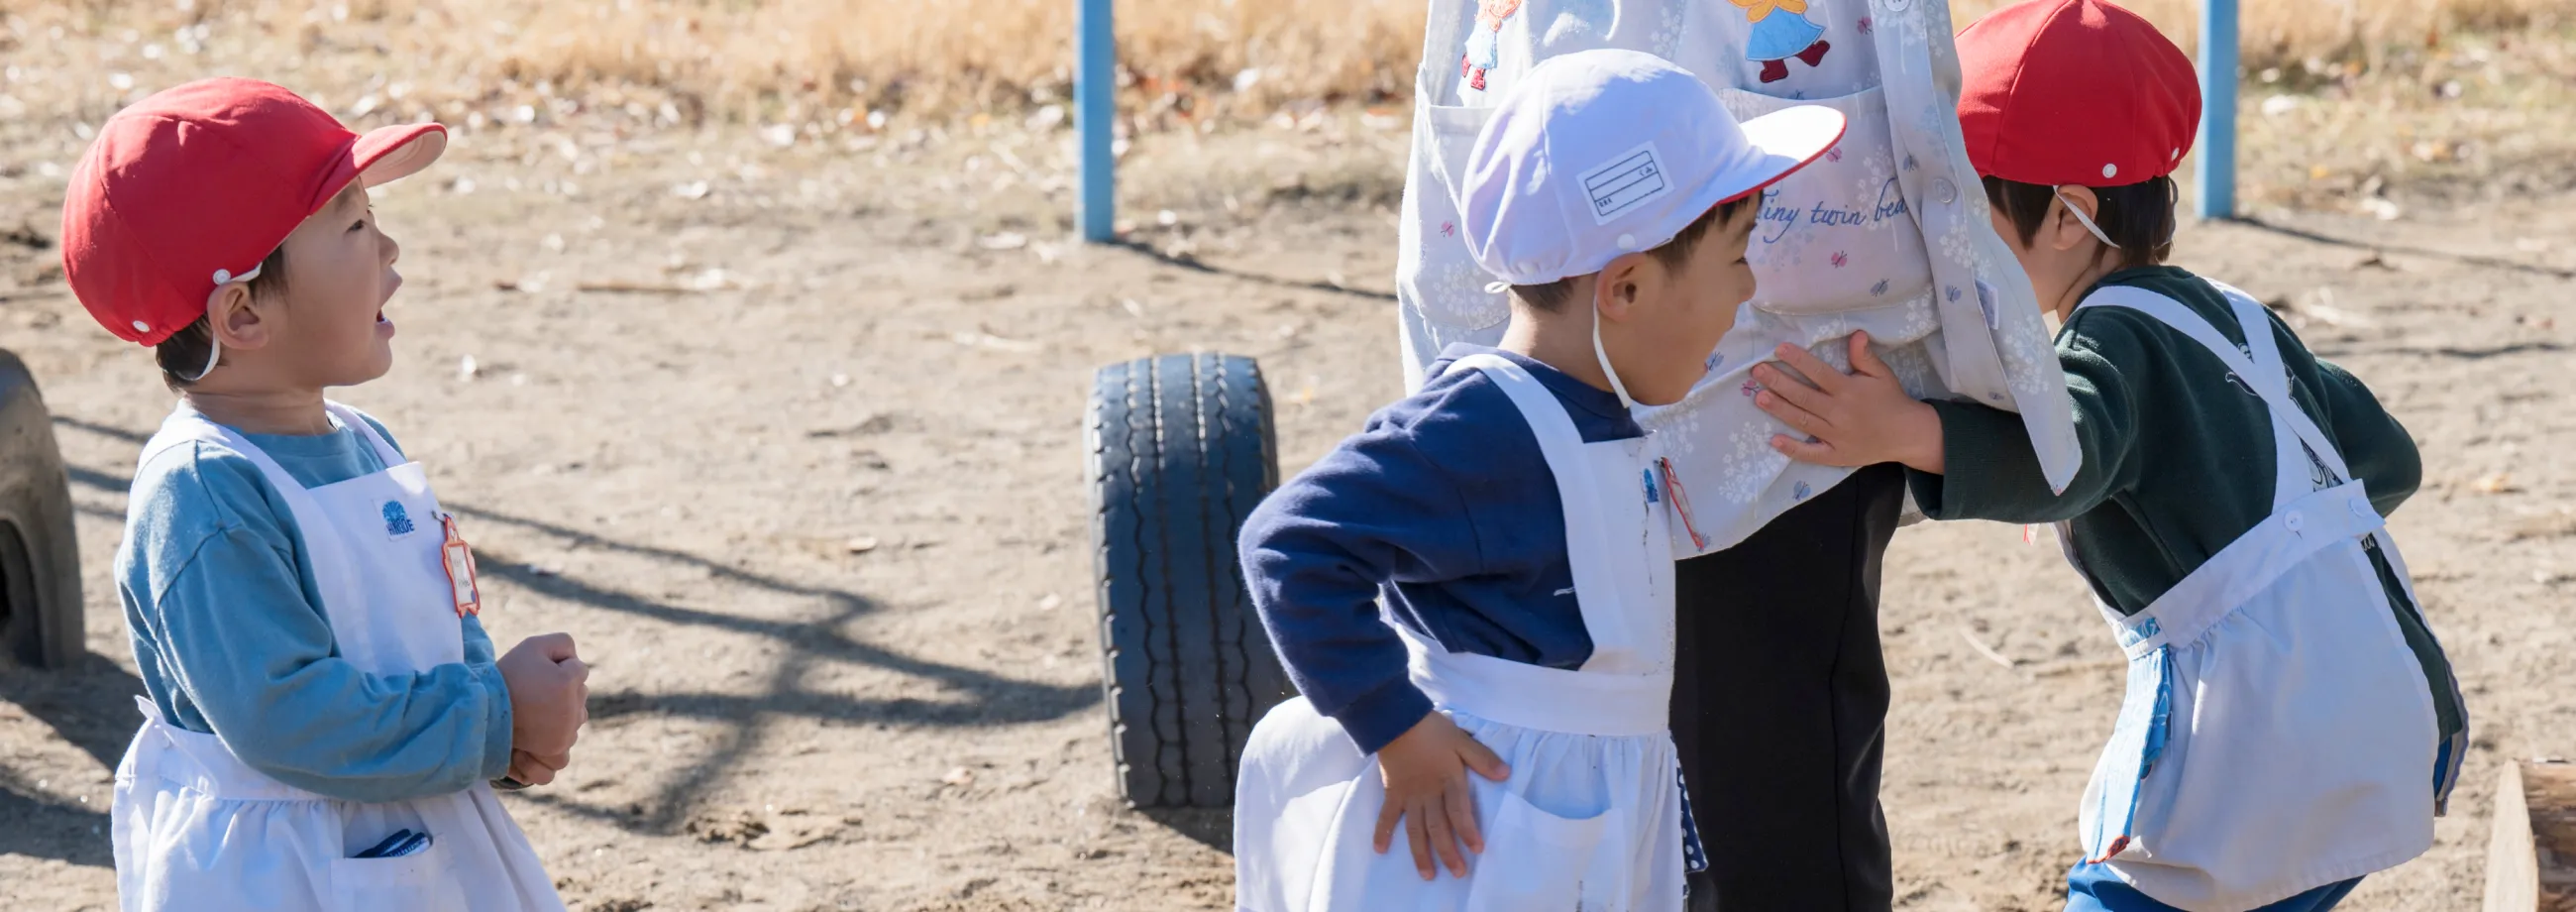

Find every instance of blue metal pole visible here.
[1077,0,1116,242]
[2195,0,2238,219]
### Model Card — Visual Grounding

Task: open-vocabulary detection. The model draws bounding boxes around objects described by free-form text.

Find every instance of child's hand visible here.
[1751,332,1947,474]
[507,748,571,787]
[499,633,590,757]
[1373,713,1511,881]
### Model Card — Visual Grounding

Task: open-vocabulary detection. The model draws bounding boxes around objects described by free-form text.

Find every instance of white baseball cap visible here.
[1457,50,1847,287]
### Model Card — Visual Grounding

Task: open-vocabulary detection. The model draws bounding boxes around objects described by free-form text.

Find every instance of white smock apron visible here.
[1395,0,2081,554]
[2062,286,2459,912]
[1234,354,1687,912]
[111,401,562,912]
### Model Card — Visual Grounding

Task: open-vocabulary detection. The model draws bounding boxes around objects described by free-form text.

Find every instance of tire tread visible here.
[1087,352,1291,808]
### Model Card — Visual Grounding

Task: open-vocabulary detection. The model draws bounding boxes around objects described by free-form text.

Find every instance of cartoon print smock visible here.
[1394,0,2082,555]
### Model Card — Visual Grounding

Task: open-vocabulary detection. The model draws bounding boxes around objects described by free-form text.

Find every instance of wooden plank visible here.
[2488,760,2576,912]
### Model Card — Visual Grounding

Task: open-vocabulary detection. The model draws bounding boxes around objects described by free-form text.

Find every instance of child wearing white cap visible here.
[1233,50,1842,910]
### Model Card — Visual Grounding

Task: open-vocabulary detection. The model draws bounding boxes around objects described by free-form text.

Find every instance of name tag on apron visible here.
[440,513,482,617]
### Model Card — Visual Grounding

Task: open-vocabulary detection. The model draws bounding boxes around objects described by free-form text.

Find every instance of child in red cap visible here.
[62,78,584,910]
[1737,1,2467,910]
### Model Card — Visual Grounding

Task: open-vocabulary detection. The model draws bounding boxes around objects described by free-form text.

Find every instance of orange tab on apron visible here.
[441,513,481,617]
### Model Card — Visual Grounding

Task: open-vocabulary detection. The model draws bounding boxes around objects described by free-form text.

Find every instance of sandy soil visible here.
[4,56,2575,912]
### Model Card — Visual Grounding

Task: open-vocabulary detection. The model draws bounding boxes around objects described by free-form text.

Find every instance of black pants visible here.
[1674,464,1903,912]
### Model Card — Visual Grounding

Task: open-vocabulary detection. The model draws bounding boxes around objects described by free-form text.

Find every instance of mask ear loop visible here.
[191,262,266,383]
[2053,186,2121,250]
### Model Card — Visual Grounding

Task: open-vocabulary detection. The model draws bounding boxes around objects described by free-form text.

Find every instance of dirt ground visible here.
[5,44,2576,912]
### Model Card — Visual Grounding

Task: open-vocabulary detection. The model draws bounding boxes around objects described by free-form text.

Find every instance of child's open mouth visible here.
[376,309,394,336]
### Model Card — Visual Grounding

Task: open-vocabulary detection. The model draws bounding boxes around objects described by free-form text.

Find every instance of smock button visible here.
[2284,511,2306,533]
[2349,497,2373,517]
[1932,177,1958,205]
[1617,233,1638,250]
[130,320,150,332]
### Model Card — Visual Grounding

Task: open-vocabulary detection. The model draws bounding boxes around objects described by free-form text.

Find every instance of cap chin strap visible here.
[1590,294,1639,411]
[2054,186,2121,250]
[1486,278,1639,410]
[190,262,265,383]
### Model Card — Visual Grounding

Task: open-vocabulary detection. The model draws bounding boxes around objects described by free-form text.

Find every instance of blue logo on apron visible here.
[382,502,416,537]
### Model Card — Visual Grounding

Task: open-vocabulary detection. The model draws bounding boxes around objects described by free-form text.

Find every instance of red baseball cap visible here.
[1957,0,2200,187]
[60,78,447,346]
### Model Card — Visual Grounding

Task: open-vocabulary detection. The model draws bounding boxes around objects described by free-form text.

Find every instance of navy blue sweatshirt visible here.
[1237,344,1643,754]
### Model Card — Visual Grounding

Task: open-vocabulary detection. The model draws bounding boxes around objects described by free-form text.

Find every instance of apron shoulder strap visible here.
[2208,284,2354,483]
[324,401,408,470]
[2074,285,2256,377]
[141,404,311,498]
[2075,285,2355,505]
[140,403,364,586]
[136,405,214,470]
[1443,354,1592,473]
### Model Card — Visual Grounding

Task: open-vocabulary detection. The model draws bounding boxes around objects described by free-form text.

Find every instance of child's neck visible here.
[184,386,335,436]
[2049,251,2129,323]
[1496,310,1617,396]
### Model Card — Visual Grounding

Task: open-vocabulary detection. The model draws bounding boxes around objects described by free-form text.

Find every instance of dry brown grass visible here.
[0,0,1427,124]
[0,0,2566,125]
[1956,0,2563,65]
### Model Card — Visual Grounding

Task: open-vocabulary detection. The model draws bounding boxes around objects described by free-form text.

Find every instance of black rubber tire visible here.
[0,350,82,670]
[1089,352,1296,809]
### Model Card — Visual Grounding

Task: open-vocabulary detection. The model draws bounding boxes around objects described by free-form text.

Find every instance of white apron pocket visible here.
[1712,85,1933,318]
[330,841,467,912]
[1461,790,1615,912]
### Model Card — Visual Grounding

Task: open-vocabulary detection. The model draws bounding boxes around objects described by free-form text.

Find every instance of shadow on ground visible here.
[0,652,146,867]
[46,416,1101,839]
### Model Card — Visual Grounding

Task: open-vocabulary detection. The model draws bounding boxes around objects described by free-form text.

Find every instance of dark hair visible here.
[1512,194,1753,312]
[155,245,288,390]
[1981,174,2177,272]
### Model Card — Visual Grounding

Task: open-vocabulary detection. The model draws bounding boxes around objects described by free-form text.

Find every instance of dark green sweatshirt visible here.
[1909,266,2464,752]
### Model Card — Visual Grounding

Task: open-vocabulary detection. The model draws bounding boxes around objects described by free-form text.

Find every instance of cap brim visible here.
[1707,106,1849,206]
[353,123,448,187]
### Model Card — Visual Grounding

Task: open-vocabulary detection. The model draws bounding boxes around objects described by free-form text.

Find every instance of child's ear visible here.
[2049,186,2104,254]
[207,285,271,352]
[1594,252,1653,322]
